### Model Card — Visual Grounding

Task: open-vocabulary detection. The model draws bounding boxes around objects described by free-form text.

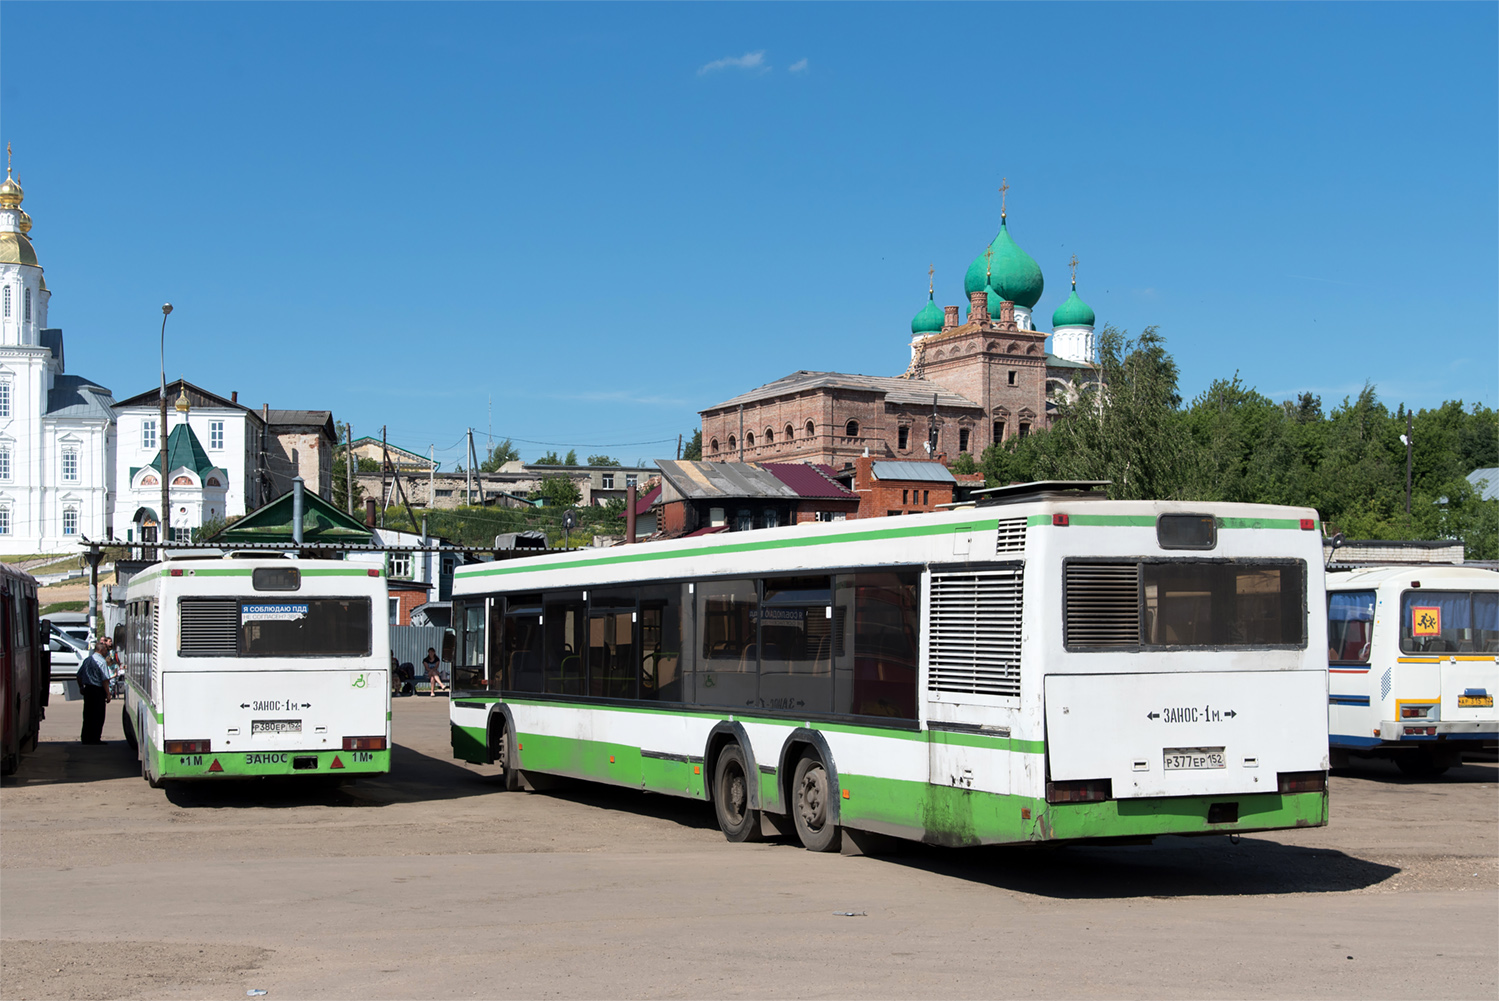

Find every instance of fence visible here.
[390,625,449,682]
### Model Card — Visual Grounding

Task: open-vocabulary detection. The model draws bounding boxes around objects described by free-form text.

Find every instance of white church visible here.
[0,156,116,551]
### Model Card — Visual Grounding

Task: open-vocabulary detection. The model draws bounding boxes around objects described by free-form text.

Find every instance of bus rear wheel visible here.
[491,717,520,792]
[122,707,138,752]
[791,752,842,853]
[1396,749,1454,776]
[712,744,761,843]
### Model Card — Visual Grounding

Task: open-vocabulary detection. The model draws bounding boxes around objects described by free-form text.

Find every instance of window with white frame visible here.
[210,420,224,450]
[388,552,413,579]
[0,380,9,418]
[0,446,10,481]
[142,419,156,451]
[62,506,79,536]
[0,507,9,535]
[173,527,191,544]
[62,448,79,482]
[601,473,614,490]
[625,474,637,488]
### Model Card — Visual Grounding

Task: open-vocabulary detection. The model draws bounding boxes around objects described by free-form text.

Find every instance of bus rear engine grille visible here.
[179,599,239,657]
[1064,563,1141,648]
[928,568,1022,699]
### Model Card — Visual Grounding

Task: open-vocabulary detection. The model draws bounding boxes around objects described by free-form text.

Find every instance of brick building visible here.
[700,205,1102,468]
[838,458,984,520]
[652,460,859,537]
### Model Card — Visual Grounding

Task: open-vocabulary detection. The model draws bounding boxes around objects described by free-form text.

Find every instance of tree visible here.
[949,451,978,475]
[535,451,561,465]
[479,438,520,472]
[681,430,703,461]
[332,452,366,512]
[587,454,621,467]
[530,474,581,508]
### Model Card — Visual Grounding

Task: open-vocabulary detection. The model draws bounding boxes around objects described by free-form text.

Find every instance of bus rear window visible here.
[1400,590,1499,653]
[240,598,372,657]
[1328,591,1375,663]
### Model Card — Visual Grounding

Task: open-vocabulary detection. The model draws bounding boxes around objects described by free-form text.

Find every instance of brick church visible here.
[700,199,1100,469]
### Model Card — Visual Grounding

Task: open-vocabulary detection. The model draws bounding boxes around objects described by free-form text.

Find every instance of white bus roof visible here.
[1327,565,1499,589]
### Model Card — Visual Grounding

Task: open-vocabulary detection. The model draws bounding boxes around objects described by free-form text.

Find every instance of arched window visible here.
[173,475,193,486]
[844,420,858,438]
[206,476,222,487]
[709,438,719,453]
[784,424,794,440]
[2,286,9,317]
[764,427,774,444]
[745,432,755,447]
[805,420,815,438]
[728,435,737,451]
[23,287,31,322]
[141,474,158,486]
[959,428,970,453]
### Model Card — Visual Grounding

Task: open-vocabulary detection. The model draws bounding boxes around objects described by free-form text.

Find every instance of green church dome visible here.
[911,293,944,335]
[963,218,1044,309]
[1051,286,1095,328]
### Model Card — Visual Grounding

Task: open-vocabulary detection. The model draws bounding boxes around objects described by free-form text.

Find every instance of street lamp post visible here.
[159,303,173,552]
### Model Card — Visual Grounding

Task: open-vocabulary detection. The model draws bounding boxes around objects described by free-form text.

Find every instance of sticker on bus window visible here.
[1411,606,1441,636]
[243,603,310,622]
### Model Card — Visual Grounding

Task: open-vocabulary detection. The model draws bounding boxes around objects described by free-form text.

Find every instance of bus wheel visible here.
[791,751,842,853]
[122,708,138,753]
[712,744,762,843]
[1396,749,1452,776]
[492,717,520,793]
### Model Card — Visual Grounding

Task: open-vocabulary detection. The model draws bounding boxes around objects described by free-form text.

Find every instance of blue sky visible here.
[4,2,1495,469]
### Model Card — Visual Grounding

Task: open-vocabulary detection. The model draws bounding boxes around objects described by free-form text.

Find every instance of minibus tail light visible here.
[1277,771,1326,794]
[1053,513,1069,527]
[343,736,387,751]
[1046,779,1111,803]
[1299,518,1315,530]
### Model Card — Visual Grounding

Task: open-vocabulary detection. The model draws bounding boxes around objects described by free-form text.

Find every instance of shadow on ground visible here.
[1331,756,1497,785]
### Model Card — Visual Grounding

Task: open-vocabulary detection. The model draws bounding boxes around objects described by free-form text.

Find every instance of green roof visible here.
[210,489,374,546]
[963,218,1044,309]
[911,293,944,335]
[136,423,219,479]
[1051,286,1095,328]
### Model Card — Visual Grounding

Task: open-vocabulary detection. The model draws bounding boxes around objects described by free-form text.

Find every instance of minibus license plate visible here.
[1164,747,1225,770]
[252,719,302,735]
[1458,694,1493,707]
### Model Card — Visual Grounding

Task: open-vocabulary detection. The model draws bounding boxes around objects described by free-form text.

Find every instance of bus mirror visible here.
[441,630,456,663]
[113,623,126,651]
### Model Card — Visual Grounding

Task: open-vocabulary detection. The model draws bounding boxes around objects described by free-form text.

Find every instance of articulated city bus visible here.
[1326,564,1498,774]
[449,484,1331,850]
[120,554,391,786]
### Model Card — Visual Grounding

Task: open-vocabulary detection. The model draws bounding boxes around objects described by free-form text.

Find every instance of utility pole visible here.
[466,428,475,506]
[158,303,173,551]
[344,422,356,514]
[429,444,435,508]
[676,434,682,460]
[379,425,390,527]
[1405,410,1413,518]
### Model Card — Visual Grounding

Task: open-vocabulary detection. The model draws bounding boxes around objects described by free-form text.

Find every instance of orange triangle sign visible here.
[330,756,344,769]
[208,759,223,773]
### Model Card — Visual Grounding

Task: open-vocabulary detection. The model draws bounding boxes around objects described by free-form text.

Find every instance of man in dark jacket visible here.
[77,638,112,744]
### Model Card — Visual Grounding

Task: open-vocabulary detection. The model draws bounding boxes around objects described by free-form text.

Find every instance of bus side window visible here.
[695,579,757,709]
[834,571,919,720]
[1474,592,1499,652]
[637,583,684,703]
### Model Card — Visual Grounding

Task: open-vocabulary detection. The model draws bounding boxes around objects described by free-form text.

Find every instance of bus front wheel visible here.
[122,708,138,753]
[491,717,520,792]
[792,752,842,853]
[712,744,761,843]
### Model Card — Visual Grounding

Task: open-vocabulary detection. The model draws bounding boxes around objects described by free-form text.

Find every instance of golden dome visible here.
[0,173,21,210]
[0,231,37,267]
[18,209,31,234]
[175,387,191,413]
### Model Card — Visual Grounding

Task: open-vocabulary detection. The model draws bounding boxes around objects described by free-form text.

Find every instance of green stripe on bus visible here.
[1218,517,1309,530]
[156,748,390,778]
[461,518,1005,579]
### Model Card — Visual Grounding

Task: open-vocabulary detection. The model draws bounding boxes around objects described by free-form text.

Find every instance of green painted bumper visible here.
[156,747,390,778]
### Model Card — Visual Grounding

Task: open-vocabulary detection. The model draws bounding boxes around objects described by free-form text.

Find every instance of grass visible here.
[40,601,88,616]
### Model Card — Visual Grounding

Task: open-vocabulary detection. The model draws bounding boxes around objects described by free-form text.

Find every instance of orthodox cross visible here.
[1070,254,1079,288]
[984,245,995,281]
[927,262,935,295]
[998,177,1009,218]
[5,143,11,176]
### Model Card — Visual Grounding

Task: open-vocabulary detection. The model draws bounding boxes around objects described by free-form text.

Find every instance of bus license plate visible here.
[1458,694,1493,707]
[1164,747,1225,770]
[252,719,302,735]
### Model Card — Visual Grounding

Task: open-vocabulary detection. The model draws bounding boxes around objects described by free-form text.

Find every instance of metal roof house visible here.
[653,460,858,537]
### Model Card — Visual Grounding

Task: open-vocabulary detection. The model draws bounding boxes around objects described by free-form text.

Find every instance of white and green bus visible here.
[449,485,1331,850]
[120,554,392,787]
[1326,564,1498,774]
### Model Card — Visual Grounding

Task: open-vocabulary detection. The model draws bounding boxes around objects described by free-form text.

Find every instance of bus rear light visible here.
[368,569,380,577]
[1299,518,1315,530]
[343,736,387,751]
[1403,726,1435,736]
[169,568,183,577]
[1400,705,1434,719]
[1046,779,1111,803]
[165,739,210,754]
[1277,771,1326,794]
[1053,513,1070,526]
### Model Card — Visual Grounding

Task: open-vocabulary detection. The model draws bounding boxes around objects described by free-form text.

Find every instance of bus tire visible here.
[492,716,521,793]
[122,707,138,752]
[791,751,842,853]
[1396,749,1452,776]
[712,744,761,843]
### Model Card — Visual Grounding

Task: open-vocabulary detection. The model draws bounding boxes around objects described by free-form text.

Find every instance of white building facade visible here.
[0,158,117,552]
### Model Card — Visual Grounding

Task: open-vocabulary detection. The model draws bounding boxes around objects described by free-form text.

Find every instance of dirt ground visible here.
[2,696,1495,1000]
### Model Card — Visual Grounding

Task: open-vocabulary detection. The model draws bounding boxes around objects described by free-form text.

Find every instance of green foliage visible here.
[479,439,520,472]
[534,449,579,466]
[587,454,621,467]
[980,329,1498,558]
[530,474,582,508]
[682,430,703,461]
[331,453,366,513]
[949,451,978,475]
[382,497,629,550]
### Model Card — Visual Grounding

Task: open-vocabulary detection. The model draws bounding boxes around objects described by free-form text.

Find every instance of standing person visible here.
[422,647,448,696]
[77,638,113,744]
